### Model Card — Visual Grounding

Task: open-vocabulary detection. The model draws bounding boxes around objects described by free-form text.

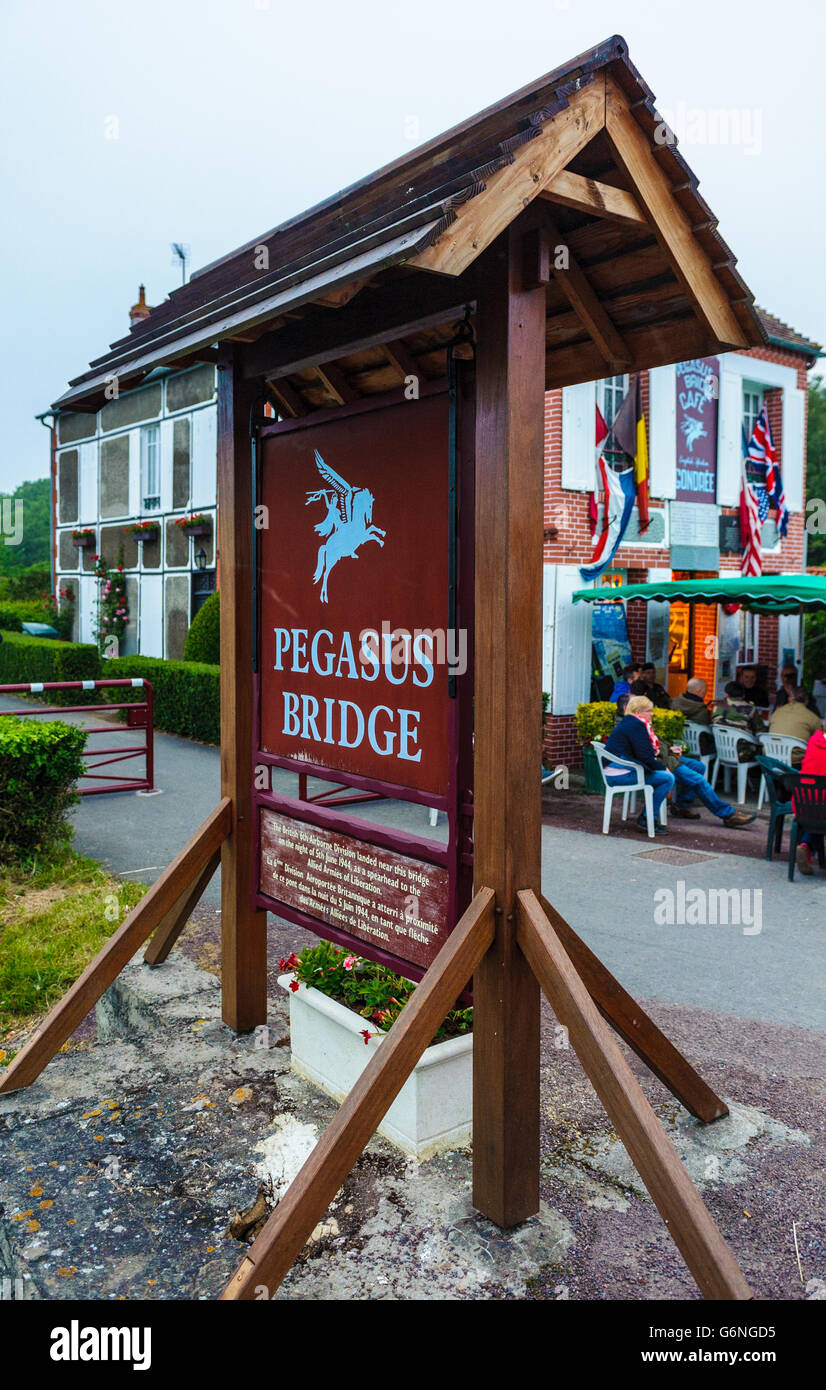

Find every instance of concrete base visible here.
[0,952,822,1301]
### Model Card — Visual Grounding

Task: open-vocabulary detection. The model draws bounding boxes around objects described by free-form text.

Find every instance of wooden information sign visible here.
[253,385,473,977]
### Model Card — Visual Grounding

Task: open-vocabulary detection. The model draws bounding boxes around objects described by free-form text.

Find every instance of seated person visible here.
[794,728,826,875]
[639,662,671,709]
[609,663,641,703]
[712,681,764,761]
[603,694,674,835]
[769,686,824,765]
[738,664,770,708]
[671,676,714,755]
[772,665,799,709]
[667,743,755,828]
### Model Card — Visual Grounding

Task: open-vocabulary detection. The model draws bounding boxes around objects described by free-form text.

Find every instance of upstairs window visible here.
[598,374,629,431]
[141,424,161,511]
[742,383,763,445]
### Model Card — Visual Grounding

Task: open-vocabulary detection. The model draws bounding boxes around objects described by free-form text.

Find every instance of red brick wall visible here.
[542,343,812,770]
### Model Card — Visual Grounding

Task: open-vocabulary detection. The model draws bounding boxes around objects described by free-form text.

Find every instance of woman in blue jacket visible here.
[604,694,674,834]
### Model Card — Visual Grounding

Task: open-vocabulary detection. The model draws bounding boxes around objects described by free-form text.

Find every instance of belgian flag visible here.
[611,374,650,533]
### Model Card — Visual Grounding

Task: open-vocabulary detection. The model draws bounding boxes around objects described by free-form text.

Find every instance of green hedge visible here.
[184,591,220,664]
[105,655,220,744]
[0,630,101,702]
[0,717,87,862]
[0,599,46,632]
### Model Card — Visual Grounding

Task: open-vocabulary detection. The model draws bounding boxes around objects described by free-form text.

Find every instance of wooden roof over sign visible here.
[54,35,766,414]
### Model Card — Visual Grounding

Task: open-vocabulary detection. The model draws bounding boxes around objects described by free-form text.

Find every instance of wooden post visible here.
[471,222,546,1227]
[218,351,268,1032]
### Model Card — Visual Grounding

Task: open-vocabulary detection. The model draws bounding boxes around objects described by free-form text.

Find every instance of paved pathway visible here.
[3,691,824,1029]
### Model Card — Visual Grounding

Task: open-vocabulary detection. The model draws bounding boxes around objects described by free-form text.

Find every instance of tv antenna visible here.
[171,242,190,285]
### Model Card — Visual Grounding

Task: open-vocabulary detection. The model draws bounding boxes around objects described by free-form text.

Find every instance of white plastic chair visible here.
[591,741,665,839]
[710,724,759,804]
[756,732,808,810]
[683,720,713,778]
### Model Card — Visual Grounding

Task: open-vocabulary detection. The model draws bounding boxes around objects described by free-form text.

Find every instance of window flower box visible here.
[278,974,472,1160]
[126,520,160,541]
[175,513,212,537]
[71,529,96,548]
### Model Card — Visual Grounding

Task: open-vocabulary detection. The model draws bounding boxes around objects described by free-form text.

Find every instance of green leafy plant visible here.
[71,528,96,543]
[175,512,212,531]
[281,940,472,1044]
[40,586,75,641]
[574,701,618,743]
[184,591,220,665]
[0,631,101,700]
[651,708,685,743]
[104,655,219,743]
[125,520,160,539]
[0,717,87,864]
[92,553,129,653]
[0,598,44,632]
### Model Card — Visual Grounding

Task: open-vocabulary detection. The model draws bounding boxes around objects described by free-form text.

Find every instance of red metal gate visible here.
[0,679,155,795]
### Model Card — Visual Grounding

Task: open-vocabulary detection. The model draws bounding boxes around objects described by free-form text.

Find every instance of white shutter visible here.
[159,419,174,514]
[128,431,141,515]
[78,575,96,645]
[782,386,805,512]
[716,370,742,506]
[191,407,217,508]
[542,564,556,696]
[139,574,163,657]
[647,364,676,499]
[78,441,98,523]
[561,381,597,491]
[551,564,592,715]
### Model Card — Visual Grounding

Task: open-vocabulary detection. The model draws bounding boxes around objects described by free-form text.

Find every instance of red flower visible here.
[289,980,299,993]
[359,1029,373,1045]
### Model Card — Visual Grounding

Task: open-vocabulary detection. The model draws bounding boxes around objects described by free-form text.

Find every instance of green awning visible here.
[572,574,826,616]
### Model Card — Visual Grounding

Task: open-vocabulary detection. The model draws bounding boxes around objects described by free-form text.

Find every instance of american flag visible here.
[739,459,762,577]
[745,407,788,536]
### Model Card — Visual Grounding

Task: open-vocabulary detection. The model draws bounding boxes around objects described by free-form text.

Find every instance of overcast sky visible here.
[1,0,824,489]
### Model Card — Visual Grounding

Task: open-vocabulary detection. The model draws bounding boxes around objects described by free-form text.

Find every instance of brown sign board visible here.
[253,384,473,978]
[259,392,451,798]
[259,808,451,970]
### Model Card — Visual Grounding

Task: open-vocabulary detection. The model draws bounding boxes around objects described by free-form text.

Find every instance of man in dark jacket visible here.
[638,663,671,709]
[671,676,714,755]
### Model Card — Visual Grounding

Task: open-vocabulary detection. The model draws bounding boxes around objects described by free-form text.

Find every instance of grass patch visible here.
[0,849,146,1050]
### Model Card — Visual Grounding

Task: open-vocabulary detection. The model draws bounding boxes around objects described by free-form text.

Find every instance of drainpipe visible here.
[35,410,57,597]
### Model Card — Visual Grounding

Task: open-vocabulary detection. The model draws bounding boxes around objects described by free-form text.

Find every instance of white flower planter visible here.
[278,975,472,1161]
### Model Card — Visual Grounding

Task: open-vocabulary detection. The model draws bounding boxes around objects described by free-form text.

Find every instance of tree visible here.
[0,476,51,574]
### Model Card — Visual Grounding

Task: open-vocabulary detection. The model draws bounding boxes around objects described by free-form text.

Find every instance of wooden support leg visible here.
[470,222,547,1229]
[539,893,728,1123]
[143,850,221,966]
[0,800,232,1095]
[221,887,496,1300]
[516,890,751,1301]
[218,352,268,1032]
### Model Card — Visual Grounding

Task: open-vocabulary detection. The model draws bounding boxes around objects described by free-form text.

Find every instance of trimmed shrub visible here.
[0,599,45,632]
[0,631,101,702]
[0,717,87,862]
[105,655,220,744]
[184,591,220,665]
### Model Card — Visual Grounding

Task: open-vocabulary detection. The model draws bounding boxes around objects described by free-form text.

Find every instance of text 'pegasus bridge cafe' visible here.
[7,36,799,1301]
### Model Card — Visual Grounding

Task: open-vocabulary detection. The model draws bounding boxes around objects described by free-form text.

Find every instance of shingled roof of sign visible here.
[54,34,773,412]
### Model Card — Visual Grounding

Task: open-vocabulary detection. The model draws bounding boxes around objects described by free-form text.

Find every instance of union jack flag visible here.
[744,407,788,536]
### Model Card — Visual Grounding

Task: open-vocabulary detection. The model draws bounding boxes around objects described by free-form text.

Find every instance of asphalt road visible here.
[3,691,824,1029]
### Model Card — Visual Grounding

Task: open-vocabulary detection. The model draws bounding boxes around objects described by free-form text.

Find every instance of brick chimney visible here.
[129,285,152,327]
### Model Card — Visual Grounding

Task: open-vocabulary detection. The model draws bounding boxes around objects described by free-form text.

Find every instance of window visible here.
[742,382,763,444]
[598,374,628,431]
[141,424,161,511]
[739,610,759,666]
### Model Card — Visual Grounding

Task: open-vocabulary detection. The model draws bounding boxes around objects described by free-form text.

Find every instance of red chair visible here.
[788,774,826,880]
